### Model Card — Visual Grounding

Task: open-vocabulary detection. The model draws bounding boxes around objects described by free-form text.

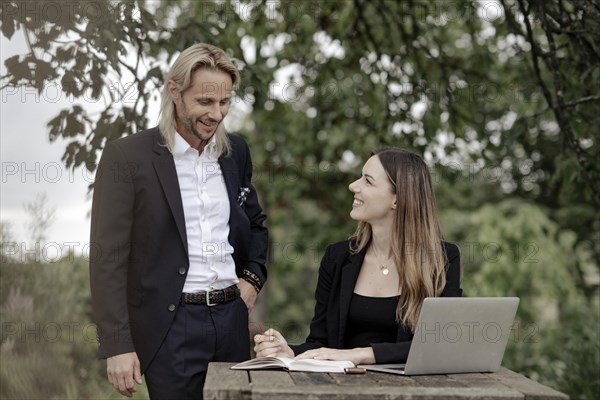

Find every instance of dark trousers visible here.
[144,297,250,400]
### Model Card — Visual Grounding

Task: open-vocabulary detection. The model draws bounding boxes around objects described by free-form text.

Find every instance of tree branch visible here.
[563,94,600,108]
[538,1,600,203]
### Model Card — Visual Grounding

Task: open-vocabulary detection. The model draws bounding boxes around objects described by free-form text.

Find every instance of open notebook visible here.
[231,356,354,373]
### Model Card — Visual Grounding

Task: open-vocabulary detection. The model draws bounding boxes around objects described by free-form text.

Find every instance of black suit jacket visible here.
[89,127,268,372]
[291,240,461,364]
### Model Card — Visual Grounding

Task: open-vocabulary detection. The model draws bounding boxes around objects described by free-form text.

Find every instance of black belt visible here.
[181,285,240,306]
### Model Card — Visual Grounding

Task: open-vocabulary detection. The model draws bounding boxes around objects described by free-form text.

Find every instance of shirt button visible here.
[178,267,186,275]
[168,304,176,312]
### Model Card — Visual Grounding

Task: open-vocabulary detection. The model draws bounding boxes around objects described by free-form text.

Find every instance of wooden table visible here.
[204,362,569,400]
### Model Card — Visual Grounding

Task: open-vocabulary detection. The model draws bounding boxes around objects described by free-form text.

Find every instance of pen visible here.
[344,367,366,374]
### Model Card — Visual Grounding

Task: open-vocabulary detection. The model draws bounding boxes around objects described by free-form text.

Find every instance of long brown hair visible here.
[349,148,447,330]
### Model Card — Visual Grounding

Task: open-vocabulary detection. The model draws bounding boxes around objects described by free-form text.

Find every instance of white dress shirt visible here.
[173,132,238,292]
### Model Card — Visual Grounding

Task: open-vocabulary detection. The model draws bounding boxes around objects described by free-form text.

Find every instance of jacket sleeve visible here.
[89,141,136,359]
[440,242,462,297]
[237,138,268,289]
[289,245,336,355]
[371,242,462,363]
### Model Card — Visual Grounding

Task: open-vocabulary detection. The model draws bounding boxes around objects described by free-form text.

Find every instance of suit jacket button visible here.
[168,304,176,312]
[178,267,186,275]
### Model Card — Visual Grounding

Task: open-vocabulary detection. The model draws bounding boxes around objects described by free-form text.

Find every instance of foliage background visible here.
[1,0,598,399]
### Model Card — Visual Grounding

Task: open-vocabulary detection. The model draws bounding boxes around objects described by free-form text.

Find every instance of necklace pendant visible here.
[381,266,389,275]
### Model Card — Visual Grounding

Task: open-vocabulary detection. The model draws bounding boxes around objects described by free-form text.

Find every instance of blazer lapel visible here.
[152,137,188,253]
[218,155,239,215]
[338,249,366,346]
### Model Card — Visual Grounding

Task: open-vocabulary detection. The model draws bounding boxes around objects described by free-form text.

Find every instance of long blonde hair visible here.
[158,43,240,157]
[349,148,447,331]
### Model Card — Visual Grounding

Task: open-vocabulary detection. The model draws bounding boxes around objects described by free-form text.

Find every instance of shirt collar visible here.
[173,132,218,159]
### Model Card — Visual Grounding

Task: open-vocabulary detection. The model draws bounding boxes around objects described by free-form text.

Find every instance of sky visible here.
[1,33,93,261]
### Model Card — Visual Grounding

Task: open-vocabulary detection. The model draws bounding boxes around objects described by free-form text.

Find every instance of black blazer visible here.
[290,240,462,364]
[89,127,268,372]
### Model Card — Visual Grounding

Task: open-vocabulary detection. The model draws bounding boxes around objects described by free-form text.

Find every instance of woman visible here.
[254,148,462,365]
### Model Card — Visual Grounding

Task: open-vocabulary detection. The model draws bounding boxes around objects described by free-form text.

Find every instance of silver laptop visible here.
[358,297,519,375]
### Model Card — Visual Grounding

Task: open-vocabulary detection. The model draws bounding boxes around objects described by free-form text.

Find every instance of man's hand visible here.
[237,279,258,312]
[107,352,143,397]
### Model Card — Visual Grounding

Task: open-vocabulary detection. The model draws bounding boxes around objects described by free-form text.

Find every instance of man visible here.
[89,43,268,399]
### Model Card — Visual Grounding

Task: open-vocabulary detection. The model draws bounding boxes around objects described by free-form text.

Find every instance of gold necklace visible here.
[372,244,391,276]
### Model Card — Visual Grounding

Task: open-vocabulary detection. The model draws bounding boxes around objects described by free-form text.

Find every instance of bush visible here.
[0,255,149,399]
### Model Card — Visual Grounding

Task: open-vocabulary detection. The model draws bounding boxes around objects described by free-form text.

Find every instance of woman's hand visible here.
[253,328,294,358]
[294,347,376,365]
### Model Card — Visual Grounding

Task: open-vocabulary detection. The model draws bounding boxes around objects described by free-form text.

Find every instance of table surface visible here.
[204,362,569,400]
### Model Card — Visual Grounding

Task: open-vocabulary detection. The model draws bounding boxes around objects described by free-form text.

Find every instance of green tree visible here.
[443,199,599,399]
[21,193,56,261]
[1,0,598,397]
[1,0,597,275]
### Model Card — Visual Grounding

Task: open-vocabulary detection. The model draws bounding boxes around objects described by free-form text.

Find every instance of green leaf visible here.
[0,2,18,39]
[3,55,21,75]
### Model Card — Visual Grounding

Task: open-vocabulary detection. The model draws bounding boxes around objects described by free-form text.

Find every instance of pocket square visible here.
[237,187,250,206]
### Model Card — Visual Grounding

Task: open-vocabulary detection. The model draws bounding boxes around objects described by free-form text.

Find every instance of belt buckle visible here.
[205,290,216,306]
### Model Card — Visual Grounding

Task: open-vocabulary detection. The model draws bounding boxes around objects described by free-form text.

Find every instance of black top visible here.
[289,240,462,364]
[345,293,400,348]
